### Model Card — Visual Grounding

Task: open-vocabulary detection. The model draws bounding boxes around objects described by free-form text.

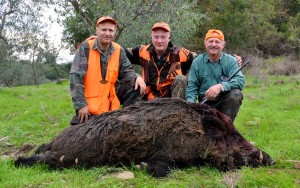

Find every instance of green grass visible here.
[0,77,299,187]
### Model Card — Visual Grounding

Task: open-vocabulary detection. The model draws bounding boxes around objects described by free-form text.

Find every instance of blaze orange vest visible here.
[139,45,188,99]
[84,40,120,114]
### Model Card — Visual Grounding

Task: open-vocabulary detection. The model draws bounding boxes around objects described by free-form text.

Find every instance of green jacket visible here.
[185,52,245,102]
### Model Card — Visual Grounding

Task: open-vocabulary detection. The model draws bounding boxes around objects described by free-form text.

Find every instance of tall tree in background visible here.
[53,0,201,52]
[0,0,65,86]
[194,0,281,54]
[194,0,300,56]
[273,0,300,58]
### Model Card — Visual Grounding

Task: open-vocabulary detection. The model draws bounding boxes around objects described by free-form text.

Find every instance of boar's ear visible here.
[201,115,227,138]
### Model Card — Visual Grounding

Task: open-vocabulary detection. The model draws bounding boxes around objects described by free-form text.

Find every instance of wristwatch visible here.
[220,84,225,92]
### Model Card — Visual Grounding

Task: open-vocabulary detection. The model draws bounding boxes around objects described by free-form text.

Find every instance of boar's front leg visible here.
[138,155,174,177]
[145,160,172,177]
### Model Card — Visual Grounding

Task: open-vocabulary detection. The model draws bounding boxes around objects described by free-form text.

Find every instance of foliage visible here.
[52,0,300,56]
[54,0,202,51]
[0,60,23,87]
[285,13,300,58]
[0,0,68,86]
[267,57,300,76]
[194,0,277,53]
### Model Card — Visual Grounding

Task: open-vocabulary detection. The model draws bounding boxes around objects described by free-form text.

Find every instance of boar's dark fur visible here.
[15,98,275,177]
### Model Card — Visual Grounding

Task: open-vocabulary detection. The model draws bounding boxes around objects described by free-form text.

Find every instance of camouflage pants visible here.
[115,81,141,107]
[170,75,188,99]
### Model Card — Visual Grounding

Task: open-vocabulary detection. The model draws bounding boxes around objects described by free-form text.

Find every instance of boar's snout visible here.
[248,150,275,167]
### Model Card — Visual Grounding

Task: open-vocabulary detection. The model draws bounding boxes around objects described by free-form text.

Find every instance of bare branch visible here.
[0,35,9,44]
[68,0,94,34]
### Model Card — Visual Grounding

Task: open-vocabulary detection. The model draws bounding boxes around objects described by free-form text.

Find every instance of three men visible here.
[70,17,244,124]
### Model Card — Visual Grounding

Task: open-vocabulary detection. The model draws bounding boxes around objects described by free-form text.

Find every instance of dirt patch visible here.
[1,142,36,160]
[222,172,241,188]
[97,168,135,180]
[287,160,300,170]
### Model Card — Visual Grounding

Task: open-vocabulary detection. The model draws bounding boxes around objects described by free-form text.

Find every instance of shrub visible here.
[268,58,300,76]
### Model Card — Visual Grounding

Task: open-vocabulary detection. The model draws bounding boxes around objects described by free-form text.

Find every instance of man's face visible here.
[204,38,225,56]
[96,22,116,47]
[151,29,171,54]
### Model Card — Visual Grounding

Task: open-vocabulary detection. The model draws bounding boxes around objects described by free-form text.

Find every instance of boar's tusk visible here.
[59,155,65,162]
[259,151,263,162]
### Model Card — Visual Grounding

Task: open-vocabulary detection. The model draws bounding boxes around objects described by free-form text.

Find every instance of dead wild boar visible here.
[15,98,275,177]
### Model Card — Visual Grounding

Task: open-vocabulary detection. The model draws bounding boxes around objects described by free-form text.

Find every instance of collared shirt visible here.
[185,52,245,102]
[70,38,137,110]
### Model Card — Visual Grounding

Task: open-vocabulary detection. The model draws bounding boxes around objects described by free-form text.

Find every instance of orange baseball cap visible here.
[152,22,170,32]
[205,29,224,41]
[96,16,117,27]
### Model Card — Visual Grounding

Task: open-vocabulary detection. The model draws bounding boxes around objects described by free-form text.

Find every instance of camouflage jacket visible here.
[126,42,194,96]
[70,39,137,110]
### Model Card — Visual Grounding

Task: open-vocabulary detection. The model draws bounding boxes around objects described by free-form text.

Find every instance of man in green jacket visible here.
[185,29,245,121]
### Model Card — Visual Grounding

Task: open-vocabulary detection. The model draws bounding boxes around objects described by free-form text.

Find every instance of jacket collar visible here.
[205,52,224,64]
[93,39,115,55]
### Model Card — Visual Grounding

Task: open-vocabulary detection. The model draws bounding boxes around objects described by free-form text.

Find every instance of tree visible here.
[286,13,300,58]
[0,0,69,86]
[194,0,280,54]
[51,0,201,52]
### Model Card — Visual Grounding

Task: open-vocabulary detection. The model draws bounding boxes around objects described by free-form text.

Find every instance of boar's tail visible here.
[15,154,42,167]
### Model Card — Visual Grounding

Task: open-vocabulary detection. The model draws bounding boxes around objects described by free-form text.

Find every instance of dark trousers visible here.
[202,89,243,122]
[115,81,141,107]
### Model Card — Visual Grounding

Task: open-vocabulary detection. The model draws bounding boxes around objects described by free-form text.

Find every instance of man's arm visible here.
[69,42,89,111]
[119,48,146,94]
[185,60,201,102]
[181,49,196,75]
[125,46,142,65]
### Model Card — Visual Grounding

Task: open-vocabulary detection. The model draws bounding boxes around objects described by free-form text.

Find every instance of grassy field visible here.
[0,75,299,188]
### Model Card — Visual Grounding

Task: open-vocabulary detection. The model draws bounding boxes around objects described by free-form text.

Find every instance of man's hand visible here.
[78,105,90,123]
[233,54,243,67]
[191,52,197,58]
[135,76,146,95]
[205,84,222,100]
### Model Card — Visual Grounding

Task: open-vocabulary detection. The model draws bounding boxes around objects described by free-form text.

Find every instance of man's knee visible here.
[174,75,187,84]
[227,89,243,103]
[116,82,140,107]
[171,75,187,99]
[172,75,187,89]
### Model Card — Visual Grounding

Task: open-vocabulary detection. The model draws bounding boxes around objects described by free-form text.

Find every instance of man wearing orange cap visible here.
[186,29,245,121]
[125,22,196,99]
[70,16,146,125]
